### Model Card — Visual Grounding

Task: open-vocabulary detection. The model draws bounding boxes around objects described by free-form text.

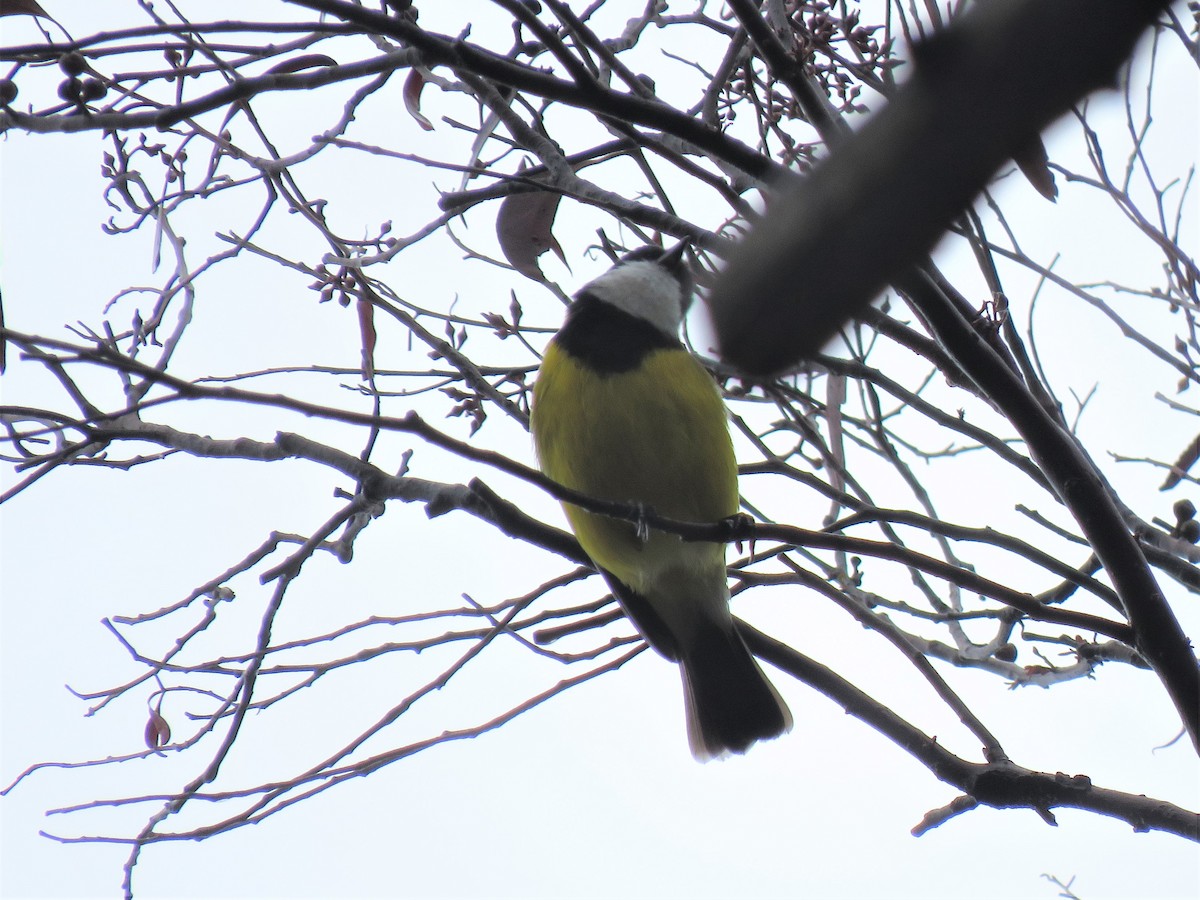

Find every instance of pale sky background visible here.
[2,3,1198,899]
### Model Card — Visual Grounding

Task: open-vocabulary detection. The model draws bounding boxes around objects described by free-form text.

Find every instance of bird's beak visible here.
[657,242,689,276]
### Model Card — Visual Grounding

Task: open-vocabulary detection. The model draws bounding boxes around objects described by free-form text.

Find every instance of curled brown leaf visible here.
[496,162,567,281]
[403,68,435,132]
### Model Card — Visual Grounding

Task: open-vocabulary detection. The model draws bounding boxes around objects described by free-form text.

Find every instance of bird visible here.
[530,243,792,760]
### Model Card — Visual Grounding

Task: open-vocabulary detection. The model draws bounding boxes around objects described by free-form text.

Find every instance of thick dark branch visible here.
[898,269,1200,751]
[710,0,1170,370]
[698,0,1199,750]
[742,624,1200,842]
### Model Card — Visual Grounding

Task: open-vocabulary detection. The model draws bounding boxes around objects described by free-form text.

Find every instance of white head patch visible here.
[581,260,686,338]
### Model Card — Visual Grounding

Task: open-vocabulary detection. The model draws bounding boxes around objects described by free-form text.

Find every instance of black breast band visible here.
[554,292,680,374]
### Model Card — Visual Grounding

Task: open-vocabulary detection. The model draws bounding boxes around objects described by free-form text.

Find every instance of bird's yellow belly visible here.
[532,344,738,593]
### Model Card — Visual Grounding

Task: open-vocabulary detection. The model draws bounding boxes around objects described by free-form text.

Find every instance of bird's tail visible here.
[680,622,793,761]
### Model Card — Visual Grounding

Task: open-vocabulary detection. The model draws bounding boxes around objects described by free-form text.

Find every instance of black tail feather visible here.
[680,622,792,760]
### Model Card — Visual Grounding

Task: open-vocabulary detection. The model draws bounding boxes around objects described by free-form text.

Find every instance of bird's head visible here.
[580,243,693,338]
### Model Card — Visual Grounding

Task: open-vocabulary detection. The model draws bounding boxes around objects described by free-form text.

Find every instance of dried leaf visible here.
[0,0,51,18]
[144,708,171,749]
[403,68,434,132]
[1013,134,1058,202]
[266,54,338,76]
[497,162,567,281]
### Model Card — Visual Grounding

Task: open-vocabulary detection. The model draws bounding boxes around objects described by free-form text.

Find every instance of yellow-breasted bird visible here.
[530,244,792,760]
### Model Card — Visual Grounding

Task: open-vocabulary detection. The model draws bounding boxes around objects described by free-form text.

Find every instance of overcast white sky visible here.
[2,3,1198,899]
